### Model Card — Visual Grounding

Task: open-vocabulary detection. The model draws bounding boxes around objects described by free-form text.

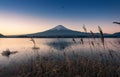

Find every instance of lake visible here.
[0,38,120,67]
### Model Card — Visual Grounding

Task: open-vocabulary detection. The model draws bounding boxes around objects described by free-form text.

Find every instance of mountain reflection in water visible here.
[46,40,74,50]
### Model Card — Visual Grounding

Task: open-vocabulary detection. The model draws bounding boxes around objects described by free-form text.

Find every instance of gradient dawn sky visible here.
[0,0,120,35]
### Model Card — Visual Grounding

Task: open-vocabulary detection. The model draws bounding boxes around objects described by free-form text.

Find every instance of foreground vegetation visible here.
[0,45,120,77]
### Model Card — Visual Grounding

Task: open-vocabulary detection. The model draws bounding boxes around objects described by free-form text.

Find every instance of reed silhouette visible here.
[113,21,120,25]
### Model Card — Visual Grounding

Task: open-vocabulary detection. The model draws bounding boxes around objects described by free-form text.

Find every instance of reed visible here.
[30,38,39,49]
[80,38,84,45]
[98,26,104,46]
[72,38,76,43]
[90,30,95,40]
[83,24,87,33]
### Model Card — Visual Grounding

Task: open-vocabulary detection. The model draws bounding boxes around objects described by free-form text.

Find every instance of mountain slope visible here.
[51,25,69,30]
[27,25,88,37]
[0,34,4,37]
[6,25,120,38]
[112,32,120,37]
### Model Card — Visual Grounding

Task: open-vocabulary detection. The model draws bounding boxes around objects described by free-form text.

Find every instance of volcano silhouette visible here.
[26,25,87,37]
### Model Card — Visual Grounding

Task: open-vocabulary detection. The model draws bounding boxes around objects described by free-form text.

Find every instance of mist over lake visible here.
[0,38,119,67]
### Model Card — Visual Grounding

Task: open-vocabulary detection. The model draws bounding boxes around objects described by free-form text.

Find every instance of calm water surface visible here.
[0,38,120,67]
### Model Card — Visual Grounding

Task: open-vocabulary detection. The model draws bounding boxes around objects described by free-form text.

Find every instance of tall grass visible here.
[30,38,39,49]
[98,26,104,46]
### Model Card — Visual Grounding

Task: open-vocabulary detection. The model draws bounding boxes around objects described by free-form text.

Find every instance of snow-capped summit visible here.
[51,25,69,30]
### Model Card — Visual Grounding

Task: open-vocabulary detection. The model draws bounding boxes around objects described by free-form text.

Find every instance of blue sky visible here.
[0,0,120,35]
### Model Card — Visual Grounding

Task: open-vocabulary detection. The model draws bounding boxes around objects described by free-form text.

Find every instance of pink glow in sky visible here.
[0,11,119,35]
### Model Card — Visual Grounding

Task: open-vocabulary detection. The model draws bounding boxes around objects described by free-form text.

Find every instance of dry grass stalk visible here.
[83,24,87,33]
[72,38,76,43]
[98,26,104,45]
[90,30,95,39]
[30,38,39,49]
[80,38,84,45]
[30,38,36,47]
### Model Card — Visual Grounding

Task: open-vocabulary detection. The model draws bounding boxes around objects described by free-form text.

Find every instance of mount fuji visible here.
[51,25,69,30]
[5,25,120,38]
[26,25,87,38]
